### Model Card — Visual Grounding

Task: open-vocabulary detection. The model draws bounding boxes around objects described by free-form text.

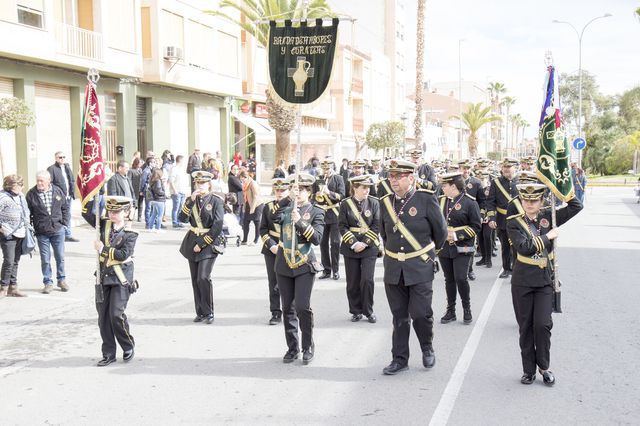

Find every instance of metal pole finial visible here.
[87,68,100,84]
[544,51,554,67]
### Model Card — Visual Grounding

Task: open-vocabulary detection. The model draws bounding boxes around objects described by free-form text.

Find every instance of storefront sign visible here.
[254,102,269,118]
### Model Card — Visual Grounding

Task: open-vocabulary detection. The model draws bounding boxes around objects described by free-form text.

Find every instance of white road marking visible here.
[429,271,506,426]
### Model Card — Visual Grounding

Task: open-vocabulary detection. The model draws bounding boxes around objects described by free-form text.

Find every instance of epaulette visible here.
[465,193,476,201]
[417,188,435,194]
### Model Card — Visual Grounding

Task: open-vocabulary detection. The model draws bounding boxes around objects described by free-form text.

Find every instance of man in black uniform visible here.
[407,149,438,191]
[519,156,536,172]
[259,178,289,325]
[345,159,377,198]
[82,196,138,367]
[179,171,225,324]
[312,158,345,280]
[459,159,485,281]
[379,159,448,375]
[485,158,519,278]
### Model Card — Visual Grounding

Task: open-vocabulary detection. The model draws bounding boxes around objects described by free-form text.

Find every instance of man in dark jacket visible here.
[26,170,69,294]
[107,161,137,209]
[47,151,77,242]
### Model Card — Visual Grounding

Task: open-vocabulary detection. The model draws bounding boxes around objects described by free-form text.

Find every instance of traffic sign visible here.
[572,138,587,150]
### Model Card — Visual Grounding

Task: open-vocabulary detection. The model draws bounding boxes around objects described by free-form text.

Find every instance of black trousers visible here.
[188,257,217,317]
[480,223,493,262]
[277,272,315,351]
[497,228,512,271]
[242,203,263,243]
[344,255,376,316]
[96,285,134,357]
[320,222,341,274]
[1,236,23,286]
[263,253,281,314]
[439,255,472,310]
[511,285,553,374]
[384,275,434,364]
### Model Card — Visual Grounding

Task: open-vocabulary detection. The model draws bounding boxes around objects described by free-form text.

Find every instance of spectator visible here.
[26,170,69,294]
[574,167,587,203]
[247,153,257,179]
[128,157,144,221]
[140,157,157,227]
[233,151,242,167]
[239,170,263,246]
[227,164,244,218]
[0,175,29,298]
[273,160,287,179]
[210,165,227,193]
[169,155,189,229]
[287,164,296,175]
[339,158,350,182]
[215,151,226,177]
[47,151,77,242]
[147,169,166,232]
[131,151,141,163]
[201,152,212,170]
[187,148,202,174]
[107,160,137,209]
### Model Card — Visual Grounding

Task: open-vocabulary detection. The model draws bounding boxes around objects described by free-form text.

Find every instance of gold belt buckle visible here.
[397,252,406,262]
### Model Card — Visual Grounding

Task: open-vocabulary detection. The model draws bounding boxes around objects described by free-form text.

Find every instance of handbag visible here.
[21,225,36,256]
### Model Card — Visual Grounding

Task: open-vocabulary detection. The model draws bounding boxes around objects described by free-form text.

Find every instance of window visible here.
[17,1,44,28]
[109,0,135,52]
[187,20,213,70]
[162,10,184,50]
[217,31,238,77]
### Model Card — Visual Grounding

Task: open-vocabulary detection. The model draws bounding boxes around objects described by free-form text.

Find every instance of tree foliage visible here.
[0,97,35,130]
[451,103,501,157]
[365,121,405,153]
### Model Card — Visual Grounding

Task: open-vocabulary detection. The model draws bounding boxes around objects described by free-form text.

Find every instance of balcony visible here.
[55,22,103,61]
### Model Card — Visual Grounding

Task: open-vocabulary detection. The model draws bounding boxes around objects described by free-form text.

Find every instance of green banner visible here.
[536,114,574,202]
[268,18,339,104]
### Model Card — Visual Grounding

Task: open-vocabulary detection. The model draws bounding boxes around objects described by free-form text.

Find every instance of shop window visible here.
[17,2,44,28]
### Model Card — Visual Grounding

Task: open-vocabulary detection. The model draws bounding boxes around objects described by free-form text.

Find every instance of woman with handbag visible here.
[178,171,225,324]
[338,175,381,323]
[273,174,324,365]
[0,175,30,298]
[507,183,582,386]
[437,172,482,325]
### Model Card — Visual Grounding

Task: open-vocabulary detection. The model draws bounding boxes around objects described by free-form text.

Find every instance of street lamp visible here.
[552,13,612,167]
[400,112,408,157]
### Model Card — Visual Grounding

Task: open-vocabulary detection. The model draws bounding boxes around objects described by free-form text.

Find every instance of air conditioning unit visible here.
[163,46,183,60]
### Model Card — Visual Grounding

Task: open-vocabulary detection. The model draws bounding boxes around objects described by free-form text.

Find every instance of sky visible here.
[403,0,640,137]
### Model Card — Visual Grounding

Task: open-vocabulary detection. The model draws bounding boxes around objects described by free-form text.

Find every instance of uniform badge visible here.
[55,195,62,201]
[484,189,490,196]
[420,174,426,179]
[364,210,371,218]
[408,206,417,216]
[540,218,550,228]
[303,212,311,220]
[467,183,473,189]
[455,203,462,210]
[205,203,213,211]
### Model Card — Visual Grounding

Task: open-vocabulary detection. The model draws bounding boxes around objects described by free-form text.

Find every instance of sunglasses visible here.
[57,156,65,159]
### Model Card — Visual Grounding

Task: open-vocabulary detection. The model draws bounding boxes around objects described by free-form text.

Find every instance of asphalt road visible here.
[1,186,638,425]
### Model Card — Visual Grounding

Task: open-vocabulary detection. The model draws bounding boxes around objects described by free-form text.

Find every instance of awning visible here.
[232,113,272,134]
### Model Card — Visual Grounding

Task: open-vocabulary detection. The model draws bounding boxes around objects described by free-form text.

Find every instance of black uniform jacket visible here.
[437,193,482,259]
[273,198,325,277]
[485,175,519,229]
[259,200,281,256]
[338,196,381,259]
[464,176,486,211]
[507,197,583,287]
[375,177,394,200]
[416,164,438,191]
[178,192,225,261]
[312,173,345,224]
[380,188,448,286]
[82,202,138,286]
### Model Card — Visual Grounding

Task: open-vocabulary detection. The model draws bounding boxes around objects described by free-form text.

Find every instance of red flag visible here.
[76,80,106,207]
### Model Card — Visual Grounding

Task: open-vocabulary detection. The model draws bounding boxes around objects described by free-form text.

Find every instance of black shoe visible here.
[204,314,214,324]
[422,348,436,368]
[485,261,493,268]
[332,272,340,280]
[463,308,472,324]
[383,361,408,375]
[351,314,363,322]
[474,252,482,258]
[65,236,79,242]
[366,314,377,324]
[123,349,134,362]
[318,272,331,280]
[97,356,116,367]
[520,373,536,384]
[540,370,555,386]
[193,315,204,323]
[269,313,282,325]
[440,310,456,324]
[302,345,315,365]
[283,349,299,363]
[475,259,486,266]
[499,270,511,279]
[492,250,497,257]
[468,271,476,281]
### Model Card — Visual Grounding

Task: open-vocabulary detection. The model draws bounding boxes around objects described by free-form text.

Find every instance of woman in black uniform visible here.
[507,183,582,385]
[338,174,381,323]
[179,171,225,324]
[437,172,482,325]
[273,174,324,365]
[83,196,138,367]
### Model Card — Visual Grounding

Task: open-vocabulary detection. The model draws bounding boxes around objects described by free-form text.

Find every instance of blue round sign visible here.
[572,138,586,150]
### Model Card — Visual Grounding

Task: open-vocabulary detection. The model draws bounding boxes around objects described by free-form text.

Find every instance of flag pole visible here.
[87,68,103,304]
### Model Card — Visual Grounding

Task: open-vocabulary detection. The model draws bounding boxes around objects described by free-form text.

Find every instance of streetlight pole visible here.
[552,13,612,167]
[400,112,408,158]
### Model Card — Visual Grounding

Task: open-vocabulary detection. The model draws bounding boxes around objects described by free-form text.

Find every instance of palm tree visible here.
[414,0,426,149]
[208,0,333,168]
[451,103,502,157]
[501,96,516,154]
[487,82,506,139]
